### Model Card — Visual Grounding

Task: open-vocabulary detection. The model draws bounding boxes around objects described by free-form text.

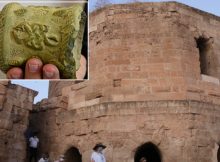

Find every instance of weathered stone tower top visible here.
[60,1,220,108]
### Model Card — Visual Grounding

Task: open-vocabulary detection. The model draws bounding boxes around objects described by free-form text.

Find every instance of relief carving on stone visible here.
[12,22,59,50]
[0,2,87,79]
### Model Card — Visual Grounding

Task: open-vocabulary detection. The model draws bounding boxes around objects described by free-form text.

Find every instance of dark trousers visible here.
[29,147,38,162]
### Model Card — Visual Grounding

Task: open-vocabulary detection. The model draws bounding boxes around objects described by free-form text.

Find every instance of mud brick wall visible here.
[0,82,37,162]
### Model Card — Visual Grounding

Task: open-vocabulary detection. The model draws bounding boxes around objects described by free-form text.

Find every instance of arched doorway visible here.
[134,142,162,162]
[64,147,82,162]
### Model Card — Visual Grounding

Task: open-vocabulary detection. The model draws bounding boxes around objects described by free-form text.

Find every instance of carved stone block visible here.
[0,3,86,79]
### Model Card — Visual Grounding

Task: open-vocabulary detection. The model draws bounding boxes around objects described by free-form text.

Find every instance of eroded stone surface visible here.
[0,82,37,162]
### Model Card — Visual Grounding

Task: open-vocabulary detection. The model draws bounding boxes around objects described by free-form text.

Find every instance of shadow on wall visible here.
[195,35,215,76]
[134,142,162,162]
[64,147,82,162]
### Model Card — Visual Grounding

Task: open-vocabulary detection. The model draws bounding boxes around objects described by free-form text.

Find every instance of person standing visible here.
[29,132,39,162]
[91,143,106,162]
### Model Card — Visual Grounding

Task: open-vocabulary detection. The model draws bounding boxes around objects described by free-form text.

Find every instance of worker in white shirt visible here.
[29,132,39,162]
[91,143,107,162]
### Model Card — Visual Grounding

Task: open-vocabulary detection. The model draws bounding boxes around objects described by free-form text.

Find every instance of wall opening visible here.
[195,36,214,76]
[64,147,82,162]
[134,142,162,162]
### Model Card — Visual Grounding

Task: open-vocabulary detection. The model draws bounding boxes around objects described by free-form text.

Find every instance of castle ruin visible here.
[1,1,220,162]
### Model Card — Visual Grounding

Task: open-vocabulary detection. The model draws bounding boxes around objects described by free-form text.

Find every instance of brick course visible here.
[32,2,220,162]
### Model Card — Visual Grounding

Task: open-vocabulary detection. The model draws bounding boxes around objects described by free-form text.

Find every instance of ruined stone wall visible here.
[31,2,220,162]
[0,82,37,162]
[31,100,220,162]
[30,95,68,161]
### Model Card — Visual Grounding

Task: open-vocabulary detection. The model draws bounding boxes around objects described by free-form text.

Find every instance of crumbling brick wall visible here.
[0,82,37,162]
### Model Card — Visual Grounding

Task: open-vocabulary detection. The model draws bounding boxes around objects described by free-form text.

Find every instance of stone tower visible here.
[31,2,220,162]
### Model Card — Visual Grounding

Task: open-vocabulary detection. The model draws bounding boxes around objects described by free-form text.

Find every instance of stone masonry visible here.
[0,82,37,162]
[31,2,220,162]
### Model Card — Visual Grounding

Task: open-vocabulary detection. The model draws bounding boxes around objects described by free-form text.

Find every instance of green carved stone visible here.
[0,3,86,79]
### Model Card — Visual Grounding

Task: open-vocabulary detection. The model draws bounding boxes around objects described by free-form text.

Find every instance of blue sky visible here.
[13,0,220,103]
[12,80,49,103]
